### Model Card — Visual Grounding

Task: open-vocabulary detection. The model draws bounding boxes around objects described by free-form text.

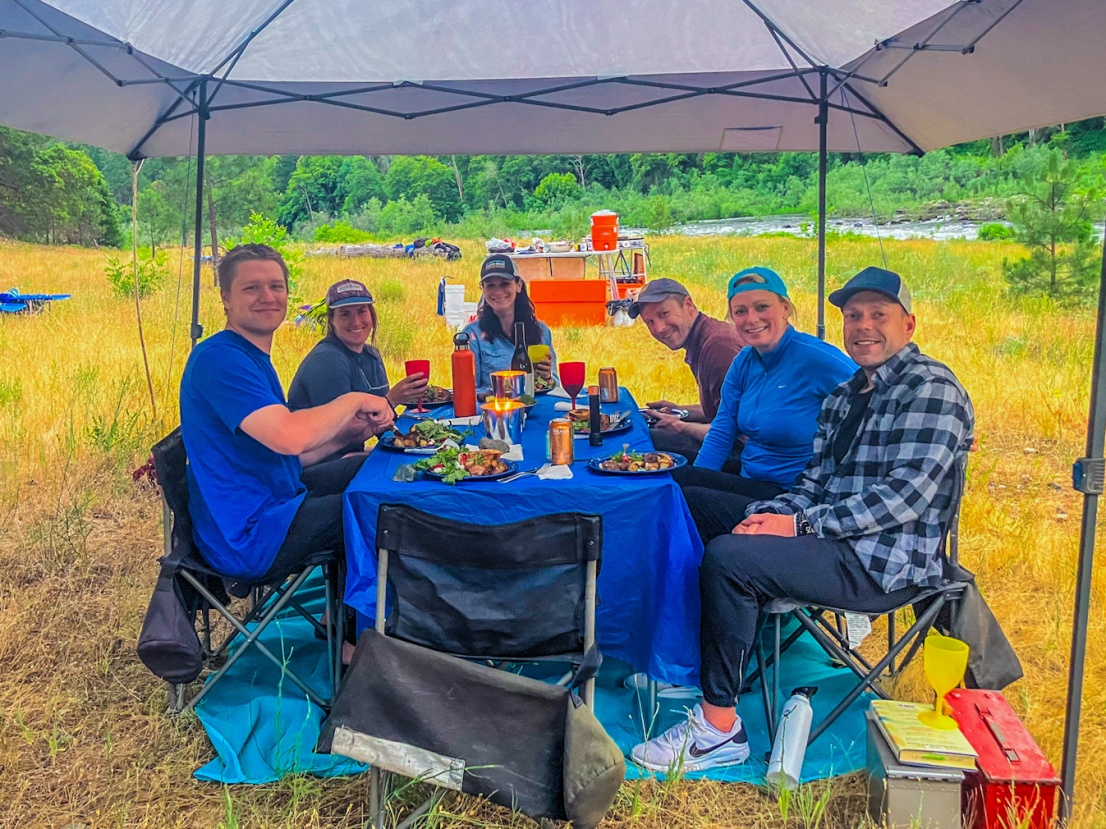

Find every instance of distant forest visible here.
[2,117,1106,249]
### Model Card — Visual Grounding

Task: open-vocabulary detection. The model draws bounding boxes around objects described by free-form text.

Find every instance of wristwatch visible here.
[793,513,815,536]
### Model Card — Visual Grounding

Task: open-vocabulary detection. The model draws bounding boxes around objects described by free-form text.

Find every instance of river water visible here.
[670,214,1106,241]
[671,214,999,241]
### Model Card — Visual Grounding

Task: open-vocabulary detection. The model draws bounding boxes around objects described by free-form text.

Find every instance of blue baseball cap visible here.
[829,266,912,313]
[727,267,789,302]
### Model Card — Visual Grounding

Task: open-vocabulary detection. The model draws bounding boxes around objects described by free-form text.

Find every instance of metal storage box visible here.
[867,711,965,829]
[946,690,1060,829]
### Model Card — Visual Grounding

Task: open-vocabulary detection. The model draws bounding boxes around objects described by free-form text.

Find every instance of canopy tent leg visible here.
[1060,232,1106,822]
[816,68,828,341]
[190,79,209,349]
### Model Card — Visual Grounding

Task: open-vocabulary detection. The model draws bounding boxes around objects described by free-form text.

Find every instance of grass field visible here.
[0,234,1102,828]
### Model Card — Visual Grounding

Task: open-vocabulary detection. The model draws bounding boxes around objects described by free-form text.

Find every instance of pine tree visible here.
[1003,150,1101,302]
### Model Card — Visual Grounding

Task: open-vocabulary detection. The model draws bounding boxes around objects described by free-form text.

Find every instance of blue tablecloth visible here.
[342,388,705,686]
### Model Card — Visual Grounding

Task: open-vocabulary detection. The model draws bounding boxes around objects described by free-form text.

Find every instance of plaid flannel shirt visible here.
[749,343,974,593]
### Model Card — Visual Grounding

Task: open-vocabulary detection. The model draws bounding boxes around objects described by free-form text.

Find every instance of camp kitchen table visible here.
[508,245,648,326]
[342,387,705,686]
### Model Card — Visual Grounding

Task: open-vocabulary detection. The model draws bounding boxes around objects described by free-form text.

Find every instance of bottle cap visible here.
[790,686,818,698]
[453,332,470,347]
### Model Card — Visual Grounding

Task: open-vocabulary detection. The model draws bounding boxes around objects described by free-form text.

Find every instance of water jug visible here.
[766,686,817,790]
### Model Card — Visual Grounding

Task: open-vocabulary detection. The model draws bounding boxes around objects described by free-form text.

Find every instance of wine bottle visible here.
[510,321,535,396]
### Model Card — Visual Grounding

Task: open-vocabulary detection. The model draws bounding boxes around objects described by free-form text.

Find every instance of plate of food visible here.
[377,420,471,453]
[415,385,454,409]
[534,375,557,395]
[587,447,687,475]
[414,446,517,483]
[567,408,634,439]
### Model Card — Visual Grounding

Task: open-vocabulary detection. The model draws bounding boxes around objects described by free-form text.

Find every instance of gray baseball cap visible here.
[628,278,692,319]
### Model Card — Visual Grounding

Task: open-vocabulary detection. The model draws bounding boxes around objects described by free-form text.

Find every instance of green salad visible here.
[413,446,509,484]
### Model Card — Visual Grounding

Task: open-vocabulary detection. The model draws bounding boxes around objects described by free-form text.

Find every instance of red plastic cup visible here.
[405,360,430,411]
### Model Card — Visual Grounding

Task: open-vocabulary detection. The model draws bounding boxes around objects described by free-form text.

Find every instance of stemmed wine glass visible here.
[918,633,969,730]
[560,362,585,409]
[405,359,430,413]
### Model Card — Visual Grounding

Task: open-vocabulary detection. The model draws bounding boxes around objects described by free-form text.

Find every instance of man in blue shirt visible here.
[632,267,974,773]
[180,244,394,587]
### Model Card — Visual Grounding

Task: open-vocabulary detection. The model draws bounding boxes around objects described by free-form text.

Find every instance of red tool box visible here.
[946,689,1060,829]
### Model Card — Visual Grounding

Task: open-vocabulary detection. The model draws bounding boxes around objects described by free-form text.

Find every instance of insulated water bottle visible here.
[766,686,817,790]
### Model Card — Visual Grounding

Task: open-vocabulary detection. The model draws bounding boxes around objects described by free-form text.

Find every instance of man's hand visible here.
[648,409,683,433]
[386,373,429,407]
[355,393,394,435]
[733,513,796,537]
[535,358,554,380]
[646,399,681,412]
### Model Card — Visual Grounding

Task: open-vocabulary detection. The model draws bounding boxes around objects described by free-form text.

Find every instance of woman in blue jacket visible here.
[675,267,856,542]
[462,253,558,391]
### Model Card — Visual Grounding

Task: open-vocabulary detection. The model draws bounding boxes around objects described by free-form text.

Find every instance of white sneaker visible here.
[630,704,750,772]
[623,672,703,699]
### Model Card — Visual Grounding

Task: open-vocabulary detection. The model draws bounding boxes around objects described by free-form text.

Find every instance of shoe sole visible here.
[632,748,751,773]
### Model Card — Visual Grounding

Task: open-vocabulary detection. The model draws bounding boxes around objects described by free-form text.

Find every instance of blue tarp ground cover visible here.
[194,580,871,786]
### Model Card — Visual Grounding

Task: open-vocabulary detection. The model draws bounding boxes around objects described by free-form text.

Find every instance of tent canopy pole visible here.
[190,79,209,349]
[1060,232,1106,821]
[817,67,828,340]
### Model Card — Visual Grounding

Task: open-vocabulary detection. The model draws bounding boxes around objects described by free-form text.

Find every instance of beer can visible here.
[549,419,575,465]
[598,367,619,403]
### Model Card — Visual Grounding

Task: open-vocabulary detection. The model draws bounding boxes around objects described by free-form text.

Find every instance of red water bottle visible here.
[451,332,477,417]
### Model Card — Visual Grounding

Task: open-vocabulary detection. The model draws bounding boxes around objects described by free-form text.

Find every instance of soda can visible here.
[549,419,575,465]
[598,367,619,403]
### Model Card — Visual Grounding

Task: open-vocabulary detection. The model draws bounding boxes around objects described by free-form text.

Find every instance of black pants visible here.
[262,455,366,580]
[673,466,786,545]
[698,534,920,708]
[650,427,742,473]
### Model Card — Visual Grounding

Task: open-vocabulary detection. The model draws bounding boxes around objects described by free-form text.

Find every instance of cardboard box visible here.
[510,254,586,282]
[867,711,965,829]
[946,690,1060,829]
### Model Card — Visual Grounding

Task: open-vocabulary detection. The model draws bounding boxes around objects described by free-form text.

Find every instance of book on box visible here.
[870,700,978,771]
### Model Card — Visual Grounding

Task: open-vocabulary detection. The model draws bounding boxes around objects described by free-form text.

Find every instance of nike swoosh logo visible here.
[687,735,738,758]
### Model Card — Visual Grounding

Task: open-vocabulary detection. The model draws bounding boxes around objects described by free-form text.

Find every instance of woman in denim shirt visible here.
[462,254,558,391]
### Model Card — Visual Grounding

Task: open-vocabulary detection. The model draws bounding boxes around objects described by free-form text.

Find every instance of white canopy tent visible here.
[2,0,1104,817]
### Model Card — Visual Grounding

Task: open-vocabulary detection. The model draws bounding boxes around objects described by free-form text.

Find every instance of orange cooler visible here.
[590,210,619,251]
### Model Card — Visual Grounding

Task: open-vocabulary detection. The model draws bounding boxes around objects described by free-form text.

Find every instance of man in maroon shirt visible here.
[631,278,745,465]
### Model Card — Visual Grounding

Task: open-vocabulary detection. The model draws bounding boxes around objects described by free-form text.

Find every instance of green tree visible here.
[278,156,346,228]
[384,156,462,222]
[337,156,386,213]
[1003,150,1101,302]
[0,126,48,237]
[532,172,581,207]
[33,144,122,246]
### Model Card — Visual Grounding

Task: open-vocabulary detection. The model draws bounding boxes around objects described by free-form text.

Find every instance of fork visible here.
[499,463,551,483]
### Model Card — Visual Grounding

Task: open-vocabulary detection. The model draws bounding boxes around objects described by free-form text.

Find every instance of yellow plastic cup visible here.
[528,344,551,364]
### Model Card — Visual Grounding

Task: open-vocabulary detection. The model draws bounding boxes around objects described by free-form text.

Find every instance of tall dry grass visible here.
[0,234,1102,827]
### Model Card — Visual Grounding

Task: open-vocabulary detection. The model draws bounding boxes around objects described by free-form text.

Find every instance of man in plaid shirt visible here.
[632,267,974,773]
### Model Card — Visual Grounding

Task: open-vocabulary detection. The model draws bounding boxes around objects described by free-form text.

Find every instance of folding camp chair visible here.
[748,453,969,746]
[366,503,603,828]
[146,428,344,714]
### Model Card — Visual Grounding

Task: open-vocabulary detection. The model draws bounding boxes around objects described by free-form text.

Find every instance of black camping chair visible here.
[142,428,344,714]
[364,503,603,828]
[747,453,970,746]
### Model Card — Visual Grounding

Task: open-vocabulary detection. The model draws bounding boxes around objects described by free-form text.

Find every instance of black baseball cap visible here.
[479,254,519,282]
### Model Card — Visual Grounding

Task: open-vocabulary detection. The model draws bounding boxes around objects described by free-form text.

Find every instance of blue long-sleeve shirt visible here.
[462,319,558,391]
[695,325,856,486]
